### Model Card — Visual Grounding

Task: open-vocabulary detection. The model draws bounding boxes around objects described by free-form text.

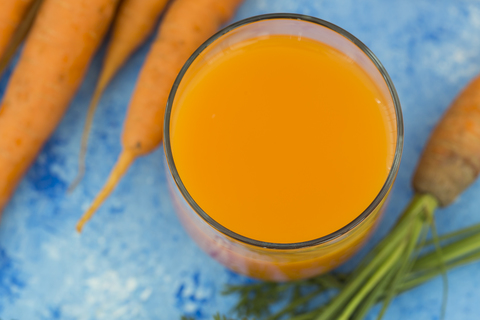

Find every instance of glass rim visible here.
[164,13,404,250]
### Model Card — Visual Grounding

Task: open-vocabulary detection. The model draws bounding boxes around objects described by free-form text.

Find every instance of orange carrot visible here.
[414,74,480,206]
[69,0,169,192]
[0,0,121,213]
[76,0,244,232]
[0,0,44,77]
[0,0,36,59]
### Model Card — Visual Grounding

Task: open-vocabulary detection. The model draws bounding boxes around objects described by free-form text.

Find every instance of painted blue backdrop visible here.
[1,0,480,319]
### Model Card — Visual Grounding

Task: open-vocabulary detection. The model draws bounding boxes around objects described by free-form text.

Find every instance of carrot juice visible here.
[164,15,402,281]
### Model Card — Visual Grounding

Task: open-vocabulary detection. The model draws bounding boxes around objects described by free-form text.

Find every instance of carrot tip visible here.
[75,149,136,233]
[76,222,84,233]
[69,87,107,194]
[68,171,85,194]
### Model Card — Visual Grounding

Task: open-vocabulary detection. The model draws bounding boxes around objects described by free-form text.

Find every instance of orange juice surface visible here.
[171,35,396,244]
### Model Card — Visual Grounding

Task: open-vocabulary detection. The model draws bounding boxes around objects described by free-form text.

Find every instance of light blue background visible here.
[1,0,480,319]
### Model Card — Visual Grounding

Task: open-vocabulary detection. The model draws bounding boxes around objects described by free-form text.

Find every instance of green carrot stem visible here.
[222,282,288,295]
[312,236,404,320]
[287,248,480,320]
[420,222,480,248]
[349,194,432,280]
[377,217,427,319]
[351,266,398,320]
[403,250,480,292]
[289,308,323,320]
[413,232,480,271]
[336,241,406,320]
[266,288,323,320]
[310,273,343,289]
[312,195,429,320]
[429,218,448,320]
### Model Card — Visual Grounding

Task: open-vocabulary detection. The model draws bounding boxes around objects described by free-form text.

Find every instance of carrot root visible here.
[0,0,43,76]
[68,82,107,193]
[70,0,169,192]
[76,149,136,232]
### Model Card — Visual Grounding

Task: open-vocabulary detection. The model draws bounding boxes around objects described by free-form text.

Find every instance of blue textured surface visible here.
[1,0,480,319]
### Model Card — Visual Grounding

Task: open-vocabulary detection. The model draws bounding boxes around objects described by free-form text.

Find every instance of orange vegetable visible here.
[0,0,36,59]
[76,0,244,232]
[0,0,44,77]
[70,0,169,191]
[414,74,480,206]
[0,0,120,213]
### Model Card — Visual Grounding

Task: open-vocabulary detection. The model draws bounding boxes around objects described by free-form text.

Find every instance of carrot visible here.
[69,0,169,192]
[0,0,121,213]
[0,0,44,77]
[0,0,36,59]
[76,0,244,232]
[413,75,480,206]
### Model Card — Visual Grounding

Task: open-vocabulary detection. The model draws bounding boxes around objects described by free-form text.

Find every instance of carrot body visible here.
[0,0,44,77]
[414,75,480,206]
[70,0,169,192]
[122,0,243,153]
[77,0,244,232]
[0,0,35,58]
[101,0,170,91]
[0,0,120,213]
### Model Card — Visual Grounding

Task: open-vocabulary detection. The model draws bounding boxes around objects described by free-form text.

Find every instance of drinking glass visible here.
[163,13,403,281]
